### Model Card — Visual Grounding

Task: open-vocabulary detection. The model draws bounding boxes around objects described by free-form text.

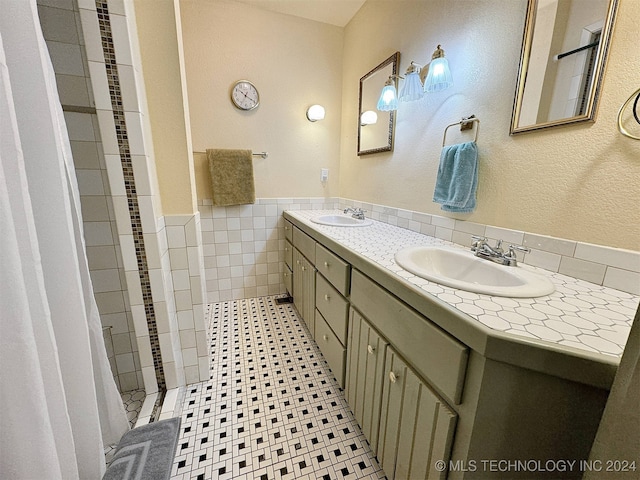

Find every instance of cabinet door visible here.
[378,347,457,480]
[293,248,304,318]
[302,257,316,334]
[292,248,316,337]
[346,308,388,456]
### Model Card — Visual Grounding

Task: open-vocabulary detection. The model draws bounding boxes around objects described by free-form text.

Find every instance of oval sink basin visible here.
[395,246,555,297]
[311,215,373,227]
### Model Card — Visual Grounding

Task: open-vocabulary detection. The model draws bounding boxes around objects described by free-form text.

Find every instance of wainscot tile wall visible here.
[198,197,639,302]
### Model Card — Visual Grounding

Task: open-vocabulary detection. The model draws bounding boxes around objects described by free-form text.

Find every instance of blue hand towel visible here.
[433,141,478,213]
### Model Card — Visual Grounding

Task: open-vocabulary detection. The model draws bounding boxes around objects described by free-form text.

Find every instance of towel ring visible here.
[617,87,640,140]
[443,116,480,147]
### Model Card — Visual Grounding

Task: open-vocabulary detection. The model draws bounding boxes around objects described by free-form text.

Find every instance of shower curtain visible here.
[0,1,129,478]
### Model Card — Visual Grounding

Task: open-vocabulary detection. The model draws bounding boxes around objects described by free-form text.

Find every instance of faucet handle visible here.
[505,244,531,265]
[471,236,487,249]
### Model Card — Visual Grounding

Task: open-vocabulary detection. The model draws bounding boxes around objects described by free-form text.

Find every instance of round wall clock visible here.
[230,80,260,111]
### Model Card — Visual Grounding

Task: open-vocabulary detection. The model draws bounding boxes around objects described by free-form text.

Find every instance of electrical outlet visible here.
[321,168,329,182]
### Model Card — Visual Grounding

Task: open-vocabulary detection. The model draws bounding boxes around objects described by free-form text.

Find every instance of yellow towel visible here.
[207,149,255,206]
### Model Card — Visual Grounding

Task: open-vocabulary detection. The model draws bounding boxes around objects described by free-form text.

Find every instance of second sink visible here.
[311,214,373,227]
[395,245,555,297]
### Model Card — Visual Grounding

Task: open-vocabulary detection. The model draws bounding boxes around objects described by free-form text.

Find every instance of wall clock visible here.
[230,80,260,111]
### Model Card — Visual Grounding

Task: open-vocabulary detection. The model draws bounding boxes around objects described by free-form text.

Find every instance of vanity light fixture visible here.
[381,44,453,109]
[360,110,378,126]
[399,62,425,102]
[377,76,399,111]
[306,104,325,122]
[423,44,453,92]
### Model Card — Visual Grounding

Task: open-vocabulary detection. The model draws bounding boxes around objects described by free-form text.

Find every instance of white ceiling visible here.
[232,0,366,27]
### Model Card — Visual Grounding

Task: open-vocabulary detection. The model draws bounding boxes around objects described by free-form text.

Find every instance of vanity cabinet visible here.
[283,211,612,479]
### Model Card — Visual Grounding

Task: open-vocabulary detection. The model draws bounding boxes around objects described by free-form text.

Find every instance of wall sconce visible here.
[360,110,378,126]
[377,76,399,111]
[381,44,454,109]
[306,104,325,122]
[423,45,453,92]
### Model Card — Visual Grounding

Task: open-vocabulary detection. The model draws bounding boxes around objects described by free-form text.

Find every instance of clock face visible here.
[231,80,259,111]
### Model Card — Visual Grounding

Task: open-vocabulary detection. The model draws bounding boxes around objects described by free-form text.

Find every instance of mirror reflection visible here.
[358,52,399,155]
[511,0,619,134]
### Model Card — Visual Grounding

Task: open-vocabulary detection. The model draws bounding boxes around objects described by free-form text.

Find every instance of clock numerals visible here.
[231,80,259,111]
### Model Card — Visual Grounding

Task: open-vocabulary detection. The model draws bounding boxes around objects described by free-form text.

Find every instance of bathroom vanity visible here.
[282,210,636,480]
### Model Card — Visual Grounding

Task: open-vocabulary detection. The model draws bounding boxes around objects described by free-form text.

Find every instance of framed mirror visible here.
[510,0,619,134]
[358,52,400,155]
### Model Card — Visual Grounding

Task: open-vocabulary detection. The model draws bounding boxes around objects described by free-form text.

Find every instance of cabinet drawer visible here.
[315,244,350,296]
[315,310,346,388]
[293,227,316,264]
[284,240,293,270]
[284,220,293,242]
[315,274,348,345]
[283,264,292,295]
[351,269,468,405]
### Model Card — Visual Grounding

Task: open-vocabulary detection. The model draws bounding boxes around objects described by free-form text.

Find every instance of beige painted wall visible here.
[134,0,197,215]
[340,0,639,251]
[179,0,344,201]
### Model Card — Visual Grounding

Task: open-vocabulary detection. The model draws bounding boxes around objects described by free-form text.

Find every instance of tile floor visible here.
[170,296,386,480]
[121,389,146,427]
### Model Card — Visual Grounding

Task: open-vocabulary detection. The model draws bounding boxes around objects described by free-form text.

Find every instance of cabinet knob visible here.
[367,345,375,355]
[285,226,290,230]
[323,335,329,342]
[285,247,289,251]
[324,261,330,268]
[284,272,288,278]
[389,371,398,383]
[301,266,306,271]
[324,294,330,301]
[296,260,300,265]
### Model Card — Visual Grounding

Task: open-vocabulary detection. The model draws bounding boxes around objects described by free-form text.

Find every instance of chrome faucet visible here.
[343,207,366,220]
[471,236,530,266]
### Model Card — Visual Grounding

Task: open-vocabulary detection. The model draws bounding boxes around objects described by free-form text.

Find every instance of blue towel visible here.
[433,141,478,213]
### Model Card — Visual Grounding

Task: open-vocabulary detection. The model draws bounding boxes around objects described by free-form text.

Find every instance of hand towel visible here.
[433,141,478,213]
[207,149,255,206]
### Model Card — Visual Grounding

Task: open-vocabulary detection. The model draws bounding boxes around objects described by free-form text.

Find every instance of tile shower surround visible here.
[171,297,386,480]
[74,0,209,394]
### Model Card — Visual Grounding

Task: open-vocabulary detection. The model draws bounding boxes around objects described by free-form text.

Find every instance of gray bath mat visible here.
[102,417,181,480]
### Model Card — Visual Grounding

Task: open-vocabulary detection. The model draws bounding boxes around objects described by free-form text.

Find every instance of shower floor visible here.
[121,389,145,428]
[169,296,386,479]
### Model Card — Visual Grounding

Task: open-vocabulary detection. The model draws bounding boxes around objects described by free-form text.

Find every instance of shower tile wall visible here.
[38,0,142,392]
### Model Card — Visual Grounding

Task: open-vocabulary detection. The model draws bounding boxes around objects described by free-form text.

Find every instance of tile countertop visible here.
[284,210,639,389]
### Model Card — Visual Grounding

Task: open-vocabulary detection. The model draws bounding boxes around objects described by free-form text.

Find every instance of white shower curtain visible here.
[0,1,129,479]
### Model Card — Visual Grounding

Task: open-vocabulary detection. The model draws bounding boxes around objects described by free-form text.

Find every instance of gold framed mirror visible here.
[358,52,400,155]
[510,0,619,134]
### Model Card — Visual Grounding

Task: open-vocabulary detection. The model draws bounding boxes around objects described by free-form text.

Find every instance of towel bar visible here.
[442,115,480,146]
[194,150,268,159]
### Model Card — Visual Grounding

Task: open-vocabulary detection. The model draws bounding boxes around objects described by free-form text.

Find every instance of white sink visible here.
[311,214,373,227]
[395,246,555,297]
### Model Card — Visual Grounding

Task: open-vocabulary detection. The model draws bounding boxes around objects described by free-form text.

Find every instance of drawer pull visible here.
[389,371,398,383]
[324,294,330,301]
[367,345,375,354]
[324,261,330,268]
[323,335,329,342]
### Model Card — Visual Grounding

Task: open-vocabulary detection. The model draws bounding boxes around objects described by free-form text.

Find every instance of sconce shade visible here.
[424,45,453,92]
[306,104,325,121]
[360,110,378,125]
[377,78,398,111]
[399,71,424,102]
